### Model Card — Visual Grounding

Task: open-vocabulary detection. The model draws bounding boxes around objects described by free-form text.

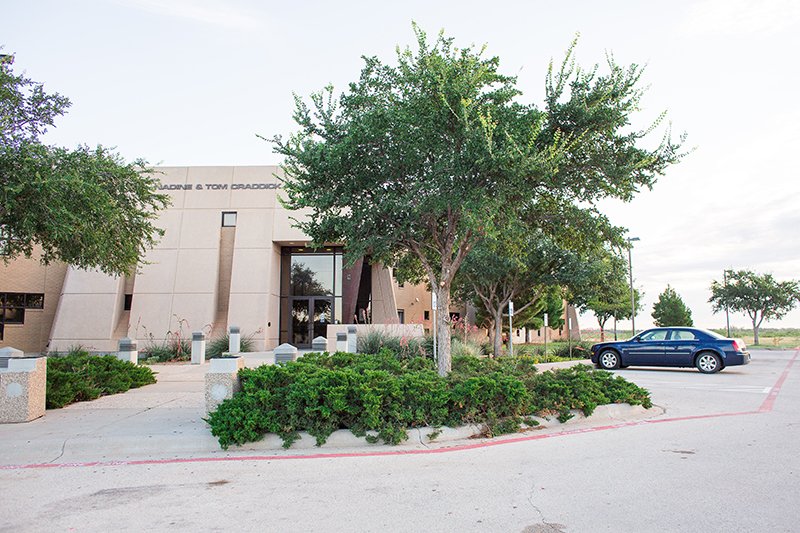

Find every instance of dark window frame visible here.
[221,211,237,227]
[0,292,45,340]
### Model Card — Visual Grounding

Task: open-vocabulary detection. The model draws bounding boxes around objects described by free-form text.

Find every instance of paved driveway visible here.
[1,349,797,532]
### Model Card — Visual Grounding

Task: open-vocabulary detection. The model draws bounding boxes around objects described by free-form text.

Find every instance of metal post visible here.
[544,313,548,363]
[509,301,514,358]
[432,291,437,365]
[628,237,640,337]
[568,317,572,360]
[724,269,731,337]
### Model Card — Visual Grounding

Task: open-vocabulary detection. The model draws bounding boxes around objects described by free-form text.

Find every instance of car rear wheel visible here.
[696,352,722,374]
[599,350,620,370]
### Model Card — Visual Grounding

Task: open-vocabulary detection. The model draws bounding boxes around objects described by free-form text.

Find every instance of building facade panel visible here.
[1,165,577,354]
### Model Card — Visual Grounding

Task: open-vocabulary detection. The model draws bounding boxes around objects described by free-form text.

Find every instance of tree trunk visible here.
[435,286,452,376]
[752,316,760,345]
[493,308,504,358]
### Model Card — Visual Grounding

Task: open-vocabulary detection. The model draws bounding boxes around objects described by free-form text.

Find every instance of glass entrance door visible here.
[291,297,332,347]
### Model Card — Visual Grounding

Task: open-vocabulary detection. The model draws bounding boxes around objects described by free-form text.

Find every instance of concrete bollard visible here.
[205,356,244,414]
[192,331,206,365]
[117,337,138,364]
[0,346,24,369]
[336,331,347,352]
[312,336,328,352]
[347,325,358,353]
[274,343,298,364]
[229,325,240,355]
[1,354,46,423]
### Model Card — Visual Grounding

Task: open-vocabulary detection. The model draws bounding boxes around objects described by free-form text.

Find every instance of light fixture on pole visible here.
[628,237,640,337]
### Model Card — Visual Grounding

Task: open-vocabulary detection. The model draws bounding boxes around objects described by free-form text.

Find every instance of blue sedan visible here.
[590,327,751,373]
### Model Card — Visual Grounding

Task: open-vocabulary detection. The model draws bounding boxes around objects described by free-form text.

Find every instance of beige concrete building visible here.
[1,165,578,354]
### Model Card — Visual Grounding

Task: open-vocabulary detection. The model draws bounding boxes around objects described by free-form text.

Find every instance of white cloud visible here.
[113,0,262,28]
[681,0,800,36]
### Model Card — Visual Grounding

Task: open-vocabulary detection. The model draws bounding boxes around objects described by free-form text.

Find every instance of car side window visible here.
[669,330,697,341]
[641,330,668,341]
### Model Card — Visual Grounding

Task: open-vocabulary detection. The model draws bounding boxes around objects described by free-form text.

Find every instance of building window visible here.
[279,246,358,347]
[124,294,133,311]
[221,211,237,227]
[424,311,430,320]
[397,309,404,324]
[0,293,44,341]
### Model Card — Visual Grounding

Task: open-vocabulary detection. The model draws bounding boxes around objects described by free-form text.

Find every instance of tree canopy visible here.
[651,285,693,327]
[709,270,800,344]
[0,53,169,277]
[273,25,685,374]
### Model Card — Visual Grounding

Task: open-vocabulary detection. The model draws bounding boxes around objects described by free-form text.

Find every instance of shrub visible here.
[140,339,191,363]
[46,350,156,409]
[357,328,429,359]
[206,331,257,359]
[509,341,592,363]
[206,351,651,449]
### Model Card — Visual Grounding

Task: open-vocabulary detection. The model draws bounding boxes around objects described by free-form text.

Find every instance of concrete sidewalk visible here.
[0,354,659,467]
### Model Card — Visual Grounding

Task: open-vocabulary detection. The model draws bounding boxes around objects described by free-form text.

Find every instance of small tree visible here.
[274,26,684,375]
[709,270,800,344]
[652,285,693,327]
[0,53,169,276]
[586,284,642,341]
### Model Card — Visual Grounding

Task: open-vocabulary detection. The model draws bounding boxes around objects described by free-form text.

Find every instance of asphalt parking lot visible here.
[1,348,797,532]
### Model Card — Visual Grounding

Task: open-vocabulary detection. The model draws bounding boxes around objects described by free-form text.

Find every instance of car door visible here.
[664,329,699,367]
[623,329,668,366]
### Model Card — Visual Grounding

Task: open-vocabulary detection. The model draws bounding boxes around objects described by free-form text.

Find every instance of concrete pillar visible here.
[229,325,241,355]
[336,331,347,352]
[274,343,298,364]
[0,346,24,369]
[192,331,206,365]
[312,336,328,352]
[205,356,244,414]
[117,337,138,365]
[1,356,46,423]
[347,325,358,353]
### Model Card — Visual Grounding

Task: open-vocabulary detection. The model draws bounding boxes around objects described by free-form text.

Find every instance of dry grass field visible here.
[579,328,800,350]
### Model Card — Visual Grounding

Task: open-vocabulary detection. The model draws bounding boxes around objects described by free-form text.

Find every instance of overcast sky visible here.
[4,0,799,333]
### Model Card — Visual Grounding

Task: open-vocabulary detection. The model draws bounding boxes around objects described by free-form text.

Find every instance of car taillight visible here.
[733,339,746,351]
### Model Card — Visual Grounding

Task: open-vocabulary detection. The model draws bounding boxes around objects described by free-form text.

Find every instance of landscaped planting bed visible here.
[46,350,156,409]
[206,350,651,449]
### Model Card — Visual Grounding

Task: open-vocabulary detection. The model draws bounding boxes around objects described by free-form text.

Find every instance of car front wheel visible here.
[696,352,722,374]
[599,350,620,370]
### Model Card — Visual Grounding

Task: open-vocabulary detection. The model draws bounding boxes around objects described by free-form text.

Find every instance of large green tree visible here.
[652,285,693,327]
[709,270,800,345]
[0,53,169,277]
[274,26,684,375]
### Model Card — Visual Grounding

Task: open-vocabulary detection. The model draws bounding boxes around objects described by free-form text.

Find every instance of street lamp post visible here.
[724,269,731,337]
[628,237,640,337]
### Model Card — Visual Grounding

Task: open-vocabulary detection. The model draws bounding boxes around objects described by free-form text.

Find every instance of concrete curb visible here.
[0,358,663,466]
[0,403,662,465]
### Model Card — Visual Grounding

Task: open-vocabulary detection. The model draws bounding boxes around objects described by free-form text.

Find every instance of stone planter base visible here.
[1,357,47,423]
[205,357,245,414]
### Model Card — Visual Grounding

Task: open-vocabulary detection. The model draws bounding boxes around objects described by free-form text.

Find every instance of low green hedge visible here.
[46,351,156,409]
[206,350,651,449]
